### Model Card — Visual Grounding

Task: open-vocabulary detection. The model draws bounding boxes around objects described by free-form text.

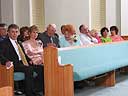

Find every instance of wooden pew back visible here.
[44,47,74,96]
[0,64,14,96]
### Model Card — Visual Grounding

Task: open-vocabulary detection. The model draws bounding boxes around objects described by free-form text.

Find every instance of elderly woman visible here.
[100,27,112,43]
[91,29,101,43]
[60,24,81,47]
[22,25,44,94]
[110,26,124,42]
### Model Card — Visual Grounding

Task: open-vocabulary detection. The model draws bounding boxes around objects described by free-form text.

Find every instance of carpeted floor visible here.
[15,72,128,96]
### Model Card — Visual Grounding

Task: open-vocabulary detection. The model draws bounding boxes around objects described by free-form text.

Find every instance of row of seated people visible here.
[0,23,124,49]
[0,23,124,95]
[9,24,124,48]
[59,24,124,47]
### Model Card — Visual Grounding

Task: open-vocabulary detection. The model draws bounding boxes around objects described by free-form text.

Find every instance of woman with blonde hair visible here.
[91,29,101,43]
[22,25,44,94]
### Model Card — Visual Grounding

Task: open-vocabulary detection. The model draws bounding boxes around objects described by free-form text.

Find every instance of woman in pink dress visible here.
[22,25,44,94]
[110,26,124,42]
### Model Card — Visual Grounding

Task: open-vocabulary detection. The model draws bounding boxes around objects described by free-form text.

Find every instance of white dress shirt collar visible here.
[9,38,21,60]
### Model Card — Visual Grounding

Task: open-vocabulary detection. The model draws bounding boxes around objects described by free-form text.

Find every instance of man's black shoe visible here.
[14,90,23,95]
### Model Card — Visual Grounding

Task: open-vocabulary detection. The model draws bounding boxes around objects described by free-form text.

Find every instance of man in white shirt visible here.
[79,24,98,45]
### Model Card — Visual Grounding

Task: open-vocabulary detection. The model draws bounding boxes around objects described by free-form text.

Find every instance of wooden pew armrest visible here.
[59,64,73,67]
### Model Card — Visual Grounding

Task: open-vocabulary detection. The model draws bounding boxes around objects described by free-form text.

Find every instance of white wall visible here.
[0,0,1,22]
[13,0,31,27]
[116,0,121,34]
[44,0,90,34]
[0,0,14,25]
[121,0,128,35]
[0,0,31,27]
[106,0,116,28]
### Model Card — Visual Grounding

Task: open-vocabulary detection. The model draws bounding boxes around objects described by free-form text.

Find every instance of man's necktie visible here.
[50,37,54,43]
[15,41,29,66]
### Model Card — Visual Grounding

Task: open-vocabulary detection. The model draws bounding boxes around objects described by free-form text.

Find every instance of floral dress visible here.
[22,40,43,65]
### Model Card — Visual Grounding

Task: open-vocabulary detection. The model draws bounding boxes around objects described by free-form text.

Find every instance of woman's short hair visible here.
[91,29,97,34]
[100,27,109,36]
[61,24,75,35]
[110,26,118,35]
[8,24,19,32]
[29,25,39,33]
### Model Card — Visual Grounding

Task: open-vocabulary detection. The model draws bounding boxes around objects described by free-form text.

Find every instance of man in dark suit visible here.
[38,24,60,48]
[0,23,7,42]
[0,24,39,96]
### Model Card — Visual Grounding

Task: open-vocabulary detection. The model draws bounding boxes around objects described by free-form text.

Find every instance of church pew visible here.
[44,47,74,96]
[44,41,128,96]
[58,41,128,86]
[0,64,14,96]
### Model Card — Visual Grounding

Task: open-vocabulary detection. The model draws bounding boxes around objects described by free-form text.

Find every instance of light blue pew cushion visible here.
[14,72,37,81]
[59,41,128,81]
[14,72,25,81]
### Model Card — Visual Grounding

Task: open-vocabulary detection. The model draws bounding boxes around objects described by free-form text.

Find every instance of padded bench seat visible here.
[58,41,128,81]
[14,72,37,81]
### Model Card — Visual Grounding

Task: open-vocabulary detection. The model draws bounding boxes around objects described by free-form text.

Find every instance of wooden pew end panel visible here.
[0,64,14,96]
[44,47,74,96]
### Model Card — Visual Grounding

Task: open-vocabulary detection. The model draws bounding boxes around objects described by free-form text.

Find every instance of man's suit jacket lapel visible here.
[7,38,19,60]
